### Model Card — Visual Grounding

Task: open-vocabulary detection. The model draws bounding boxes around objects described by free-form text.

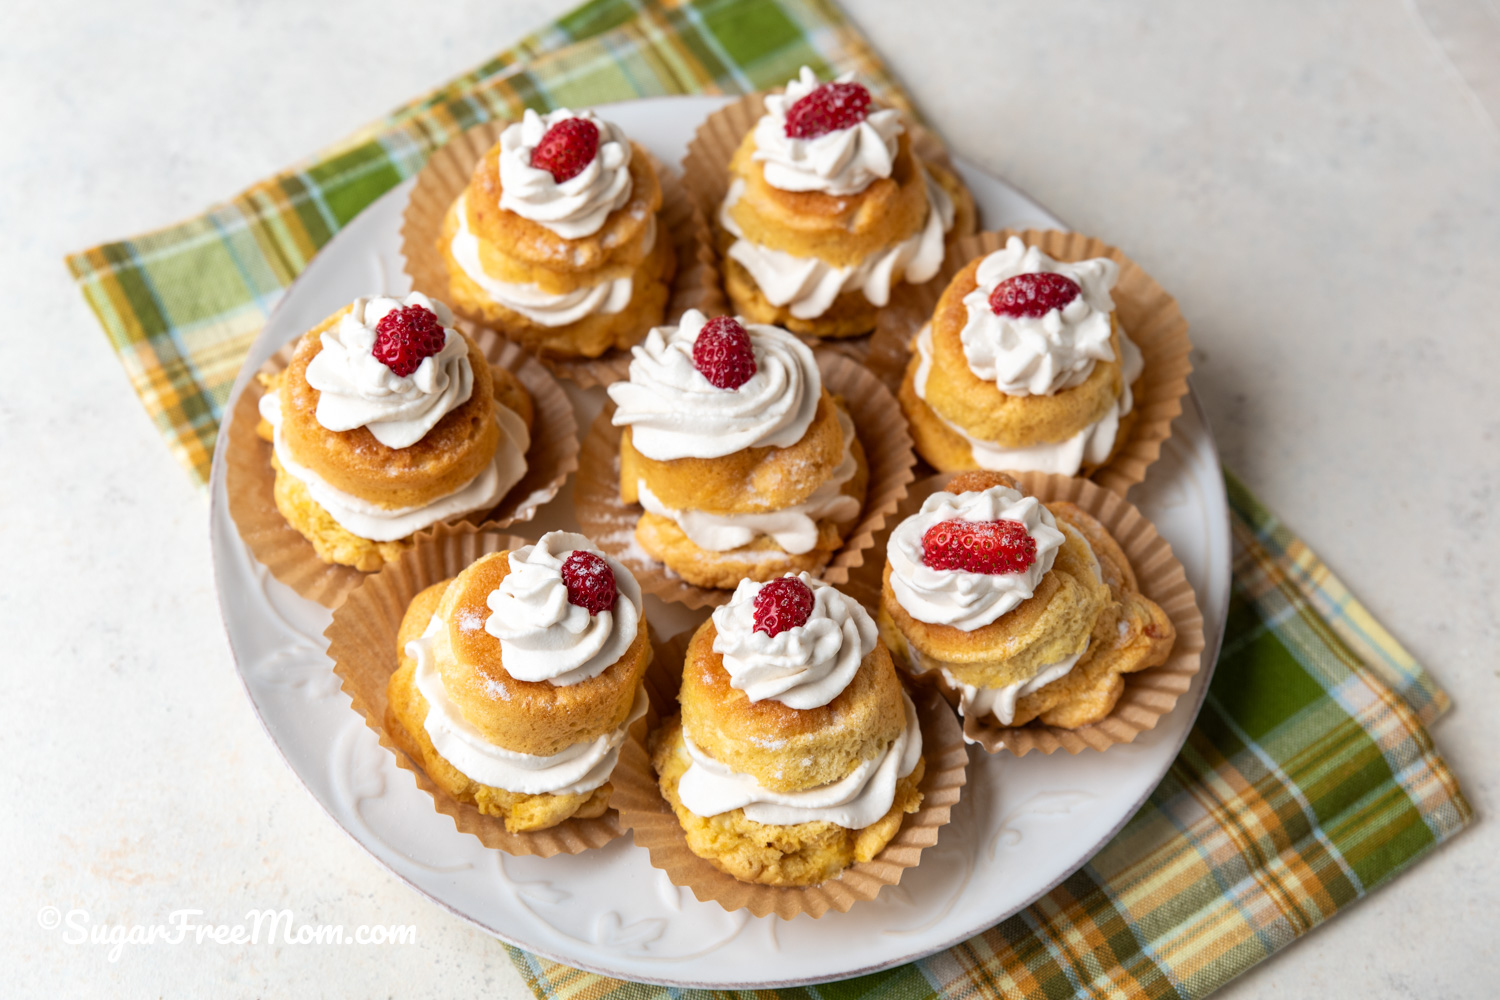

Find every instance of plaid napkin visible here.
[66,1,1471,996]
[507,474,1470,999]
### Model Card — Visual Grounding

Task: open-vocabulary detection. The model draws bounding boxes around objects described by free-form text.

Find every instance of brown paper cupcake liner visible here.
[847,471,1205,755]
[323,521,635,856]
[224,325,577,608]
[572,351,917,609]
[401,119,722,388]
[681,91,975,358]
[867,229,1194,496]
[613,628,968,919]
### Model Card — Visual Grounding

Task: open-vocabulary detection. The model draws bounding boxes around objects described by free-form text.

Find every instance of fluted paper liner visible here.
[682,91,975,362]
[573,351,917,609]
[401,119,723,388]
[324,522,635,855]
[846,472,1204,755]
[867,229,1193,495]
[611,628,968,919]
[224,326,578,608]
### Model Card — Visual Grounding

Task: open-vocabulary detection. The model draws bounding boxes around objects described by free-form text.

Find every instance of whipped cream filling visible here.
[914,322,1145,475]
[887,484,1066,631]
[484,531,643,686]
[258,392,529,542]
[635,407,860,554]
[675,688,921,827]
[710,572,877,710]
[607,309,822,461]
[960,237,1121,396]
[719,164,954,320]
[303,293,473,449]
[751,67,904,196]
[940,647,1086,728]
[497,108,633,239]
[408,614,646,795]
[449,193,644,326]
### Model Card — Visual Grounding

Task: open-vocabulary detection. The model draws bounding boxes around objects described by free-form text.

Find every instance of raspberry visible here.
[561,550,617,615]
[989,272,1082,318]
[784,81,871,139]
[530,117,600,183]
[921,519,1037,575]
[692,316,757,389]
[752,576,816,637]
[371,305,447,377]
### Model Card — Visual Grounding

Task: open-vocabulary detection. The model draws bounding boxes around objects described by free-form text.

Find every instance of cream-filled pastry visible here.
[255,293,531,571]
[713,67,975,339]
[386,531,651,833]
[878,472,1175,734]
[606,309,868,589]
[900,237,1146,476]
[652,573,924,885]
[438,108,675,359]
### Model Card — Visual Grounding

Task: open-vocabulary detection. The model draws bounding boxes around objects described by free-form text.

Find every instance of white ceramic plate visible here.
[209,95,1230,988]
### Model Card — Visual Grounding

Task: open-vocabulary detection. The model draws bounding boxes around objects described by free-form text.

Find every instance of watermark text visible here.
[38,907,416,962]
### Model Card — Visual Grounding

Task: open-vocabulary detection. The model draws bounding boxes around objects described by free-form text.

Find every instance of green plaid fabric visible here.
[66,1,1471,996]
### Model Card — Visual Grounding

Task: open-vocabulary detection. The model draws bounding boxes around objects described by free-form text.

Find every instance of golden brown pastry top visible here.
[276,306,501,509]
[426,551,651,757]
[619,390,847,514]
[918,255,1126,447]
[677,618,904,793]
[879,472,1115,688]
[463,140,663,275]
[726,129,929,268]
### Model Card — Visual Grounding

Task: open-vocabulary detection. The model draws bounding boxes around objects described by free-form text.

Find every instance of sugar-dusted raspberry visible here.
[784,81,871,139]
[530,117,600,183]
[691,316,757,389]
[752,576,815,637]
[372,305,448,377]
[989,272,1082,318]
[921,519,1037,575]
[561,550,617,615]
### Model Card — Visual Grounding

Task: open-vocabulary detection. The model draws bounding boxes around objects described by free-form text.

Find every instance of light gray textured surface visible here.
[1,0,1494,996]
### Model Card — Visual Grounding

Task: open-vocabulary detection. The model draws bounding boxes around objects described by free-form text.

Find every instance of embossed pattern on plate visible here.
[209,95,1230,988]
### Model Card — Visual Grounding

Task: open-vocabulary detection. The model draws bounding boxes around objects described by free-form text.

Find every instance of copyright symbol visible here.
[37,906,61,931]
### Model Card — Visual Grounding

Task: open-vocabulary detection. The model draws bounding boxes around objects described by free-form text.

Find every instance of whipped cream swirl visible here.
[498,108,633,239]
[258,392,529,542]
[752,67,904,196]
[960,237,1121,396]
[484,531,642,686]
[675,689,921,827]
[607,309,821,461]
[449,193,639,325]
[408,614,646,794]
[302,293,473,449]
[913,322,1145,475]
[635,407,860,553]
[720,165,954,319]
[710,572,876,710]
[887,485,1066,631]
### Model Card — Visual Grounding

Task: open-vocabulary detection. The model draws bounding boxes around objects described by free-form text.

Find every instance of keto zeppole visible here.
[652,573,924,886]
[386,531,651,833]
[900,236,1146,476]
[254,293,532,571]
[877,472,1174,734]
[607,309,868,589]
[438,108,675,358]
[710,67,975,339]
